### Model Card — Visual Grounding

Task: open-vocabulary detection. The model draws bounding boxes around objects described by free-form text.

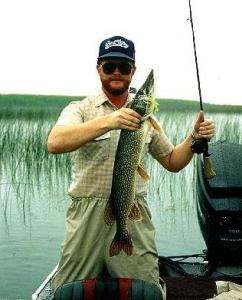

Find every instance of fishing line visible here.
[188,0,203,111]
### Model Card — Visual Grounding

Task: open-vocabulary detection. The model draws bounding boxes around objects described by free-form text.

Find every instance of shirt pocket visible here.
[82,132,111,161]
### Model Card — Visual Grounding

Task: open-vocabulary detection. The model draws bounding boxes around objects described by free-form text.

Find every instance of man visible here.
[48,35,215,294]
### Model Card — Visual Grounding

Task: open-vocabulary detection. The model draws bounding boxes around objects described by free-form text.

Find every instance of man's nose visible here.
[113,66,121,74]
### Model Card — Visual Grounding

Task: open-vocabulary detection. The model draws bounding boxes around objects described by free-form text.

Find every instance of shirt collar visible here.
[94,89,109,107]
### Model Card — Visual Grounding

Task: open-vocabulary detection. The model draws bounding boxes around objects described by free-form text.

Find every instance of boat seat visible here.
[53,277,162,300]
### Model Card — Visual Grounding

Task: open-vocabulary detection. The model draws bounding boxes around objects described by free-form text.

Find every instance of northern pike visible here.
[104,69,160,256]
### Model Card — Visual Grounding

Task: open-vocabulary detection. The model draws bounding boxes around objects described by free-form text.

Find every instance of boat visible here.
[32,255,242,300]
[32,141,242,299]
[32,266,163,300]
[32,265,58,300]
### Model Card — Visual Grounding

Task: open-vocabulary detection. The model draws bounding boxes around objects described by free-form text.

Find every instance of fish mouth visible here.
[135,69,154,99]
[129,69,157,117]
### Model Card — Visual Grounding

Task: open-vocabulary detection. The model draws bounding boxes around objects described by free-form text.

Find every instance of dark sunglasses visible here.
[100,62,133,75]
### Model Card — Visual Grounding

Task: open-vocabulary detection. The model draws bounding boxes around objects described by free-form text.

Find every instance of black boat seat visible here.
[53,278,162,300]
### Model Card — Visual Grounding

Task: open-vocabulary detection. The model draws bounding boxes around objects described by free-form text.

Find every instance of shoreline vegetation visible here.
[0,93,241,221]
[0,94,241,120]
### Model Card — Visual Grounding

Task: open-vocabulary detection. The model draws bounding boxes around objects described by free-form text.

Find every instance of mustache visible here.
[109,76,123,80]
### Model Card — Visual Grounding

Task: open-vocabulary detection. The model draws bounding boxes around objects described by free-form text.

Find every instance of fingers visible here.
[118,108,142,130]
[196,119,215,139]
[194,110,204,133]
[197,110,204,123]
[121,108,142,123]
[193,110,215,140]
[108,108,142,131]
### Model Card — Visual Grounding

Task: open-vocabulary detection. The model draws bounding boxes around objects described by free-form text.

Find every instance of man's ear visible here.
[132,65,136,76]
[96,64,101,74]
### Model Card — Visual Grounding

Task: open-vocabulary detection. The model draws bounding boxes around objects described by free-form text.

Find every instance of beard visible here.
[101,77,131,96]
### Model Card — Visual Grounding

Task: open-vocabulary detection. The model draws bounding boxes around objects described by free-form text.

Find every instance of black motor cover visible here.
[197,141,242,264]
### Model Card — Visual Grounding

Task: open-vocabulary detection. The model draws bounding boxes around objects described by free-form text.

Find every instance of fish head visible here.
[130,69,159,118]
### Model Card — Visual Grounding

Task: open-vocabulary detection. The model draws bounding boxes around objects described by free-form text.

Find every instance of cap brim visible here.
[98,52,135,62]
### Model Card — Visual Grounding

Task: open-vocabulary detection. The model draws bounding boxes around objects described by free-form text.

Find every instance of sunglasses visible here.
[100,62,133,75]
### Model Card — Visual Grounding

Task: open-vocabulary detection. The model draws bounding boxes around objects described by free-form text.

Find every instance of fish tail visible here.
[110,233,133,257]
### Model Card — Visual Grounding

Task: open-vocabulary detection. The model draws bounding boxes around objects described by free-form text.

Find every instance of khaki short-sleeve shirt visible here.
[56,90,174,199]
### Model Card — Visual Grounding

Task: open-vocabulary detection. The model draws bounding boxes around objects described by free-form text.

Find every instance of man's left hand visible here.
[192,111,215,140]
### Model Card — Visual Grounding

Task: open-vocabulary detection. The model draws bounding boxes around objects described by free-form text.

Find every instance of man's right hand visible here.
[48,108,142,154]
[106,108,142,131]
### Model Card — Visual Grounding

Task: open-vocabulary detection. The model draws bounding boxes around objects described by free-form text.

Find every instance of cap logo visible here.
[105,39,129,50]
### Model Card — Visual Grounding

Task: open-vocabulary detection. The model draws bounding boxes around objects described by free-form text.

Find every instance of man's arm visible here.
[157,111,215,172]
[47,108,141,154]
[157,133,194,172]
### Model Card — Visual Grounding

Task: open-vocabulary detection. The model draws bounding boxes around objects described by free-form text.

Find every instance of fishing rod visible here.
[188,0,216,179]
[188,0,203,111]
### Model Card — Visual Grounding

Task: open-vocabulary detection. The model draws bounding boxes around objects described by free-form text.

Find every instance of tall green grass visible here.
[147,109,242,229]
[1,94,242,120]
[0,94,241,222]
[0,94,83,120]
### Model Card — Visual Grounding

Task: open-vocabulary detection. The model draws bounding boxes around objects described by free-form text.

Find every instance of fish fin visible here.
[137,164,150,181]
[110,234,133,256]
[128,203,142,221]
[104,201,115,225]
[148,116,161,133]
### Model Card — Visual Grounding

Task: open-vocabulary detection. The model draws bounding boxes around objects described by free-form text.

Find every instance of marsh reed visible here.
[0,95,241,224]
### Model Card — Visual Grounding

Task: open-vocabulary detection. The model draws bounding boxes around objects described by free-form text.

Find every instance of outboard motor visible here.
[197,141,242,264]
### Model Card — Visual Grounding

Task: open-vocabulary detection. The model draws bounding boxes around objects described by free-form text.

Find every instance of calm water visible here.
[0,111,241,299]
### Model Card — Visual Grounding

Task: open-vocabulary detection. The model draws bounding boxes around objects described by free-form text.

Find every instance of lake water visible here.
[0,110,241,299]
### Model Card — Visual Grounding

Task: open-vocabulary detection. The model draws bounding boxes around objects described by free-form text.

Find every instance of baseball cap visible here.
[97,36,135,62]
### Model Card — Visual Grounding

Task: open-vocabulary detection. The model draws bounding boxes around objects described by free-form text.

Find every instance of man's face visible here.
[97,59,136,96]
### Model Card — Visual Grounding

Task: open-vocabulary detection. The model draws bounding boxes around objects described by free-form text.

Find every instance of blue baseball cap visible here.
[97,36,135,62]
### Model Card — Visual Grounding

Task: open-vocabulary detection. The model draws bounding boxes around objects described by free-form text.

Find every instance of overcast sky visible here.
[0,0,241,105]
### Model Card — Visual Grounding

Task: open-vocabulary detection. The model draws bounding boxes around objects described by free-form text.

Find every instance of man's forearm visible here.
[158,133,194,172]
[47,107,142,154]
[169,134,194,172]
[47,116,111,154]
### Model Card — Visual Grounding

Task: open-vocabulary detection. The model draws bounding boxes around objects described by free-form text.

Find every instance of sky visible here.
[0,0,242,105]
